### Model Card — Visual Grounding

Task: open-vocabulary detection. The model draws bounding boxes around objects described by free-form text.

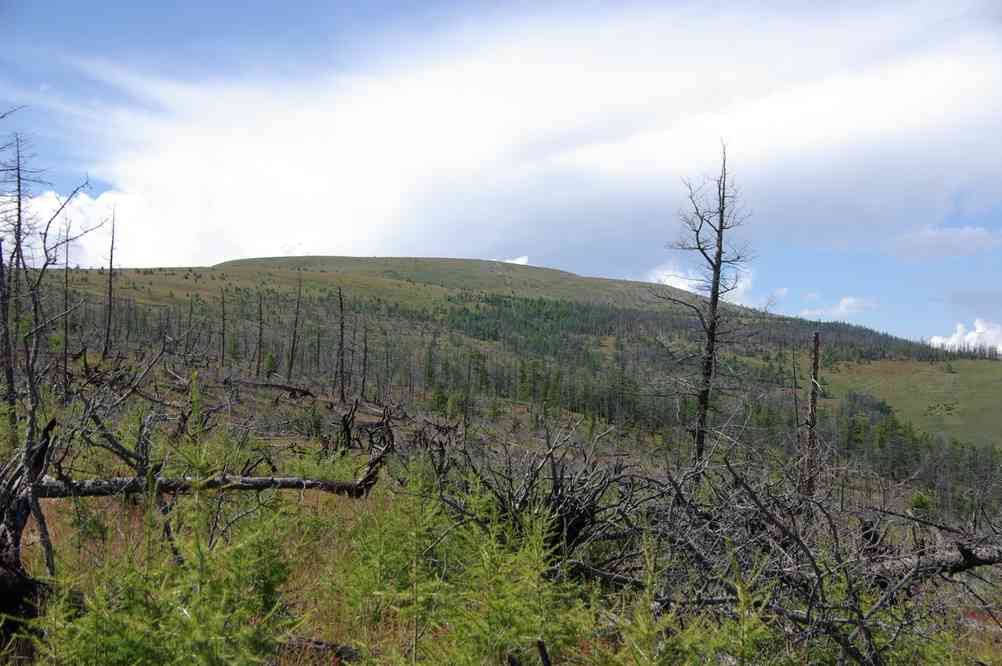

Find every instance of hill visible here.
[60,255,1000,447]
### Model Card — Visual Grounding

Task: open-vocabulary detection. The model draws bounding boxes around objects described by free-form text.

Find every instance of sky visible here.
[2,0,1001,348]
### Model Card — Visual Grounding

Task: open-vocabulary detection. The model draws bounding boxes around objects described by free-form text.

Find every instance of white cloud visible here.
[725,270,756,307]
[800,296,877,320]
[930,319,1002,353]
[14,2,1002,269]
[761,286,789,309]
[895,225,1002,259]
[645,262,761,307]
[645,262,703,293]
[503,255,529,265]
[25,190,116,268]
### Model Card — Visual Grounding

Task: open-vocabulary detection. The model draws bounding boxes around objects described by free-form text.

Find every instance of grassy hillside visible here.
[824,358,1002,447]
[89,256,686,310]
[216,255,677,308]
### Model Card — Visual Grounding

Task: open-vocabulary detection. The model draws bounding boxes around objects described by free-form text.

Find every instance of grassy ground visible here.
[824,358,1002,447]
[65,256,686,311]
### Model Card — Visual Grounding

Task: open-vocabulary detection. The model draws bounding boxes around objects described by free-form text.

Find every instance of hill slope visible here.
[63,255,1001,447]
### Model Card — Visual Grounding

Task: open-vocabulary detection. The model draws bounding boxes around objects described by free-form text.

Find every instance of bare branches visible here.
[654,143,752,464]
[0,107,25,122]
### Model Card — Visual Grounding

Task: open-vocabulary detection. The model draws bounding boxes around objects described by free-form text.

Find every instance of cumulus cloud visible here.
[895,225,1002,259]
[26,190,117,268]
[645,262,760,307]
[503,256,529,265]
[800,296,877,320]
[645,262,703,293]
[725,270,756,307]
[930,319,1002,353]
[11,1,1002,273]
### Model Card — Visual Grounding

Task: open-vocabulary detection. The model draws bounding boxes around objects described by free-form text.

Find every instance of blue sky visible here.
[3,0,1001,347]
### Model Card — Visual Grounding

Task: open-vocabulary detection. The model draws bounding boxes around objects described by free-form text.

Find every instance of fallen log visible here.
[226,378,315,399]
[869,541,1002,581]
[35,472,379,499]
[279,636,361,662]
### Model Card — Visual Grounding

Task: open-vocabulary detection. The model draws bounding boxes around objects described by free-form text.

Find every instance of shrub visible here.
[35,519,294,665]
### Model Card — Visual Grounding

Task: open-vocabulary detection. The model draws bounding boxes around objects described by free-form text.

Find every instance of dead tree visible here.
[62,223,71,401]
[0,135,90,637]
[286,271,302,383]
[101,210,115,361]
[219,287,226,372]
[655,143,749,464]
[337,287,346,403]
[800,331,821,495]
[360,322,369,400]
[255,290,264,378]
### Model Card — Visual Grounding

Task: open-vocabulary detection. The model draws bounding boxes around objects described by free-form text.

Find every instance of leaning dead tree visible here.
[654,143,750,464]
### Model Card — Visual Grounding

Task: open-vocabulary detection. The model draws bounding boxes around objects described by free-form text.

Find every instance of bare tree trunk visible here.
[101,211,115,361]
[286,272,302,383]
[219,287,226,372]
[349,313,357,394]
[801,331,821,496]
[63,227,70,401]
[0,419,56,641]
[0,241,15,449]
[337,287,346,403]
[314,323,320,375]
[255,290,263,378]
[655,144,747,467]
[184,294,194,359]
[692,162,728,465]
[360,323,368,401]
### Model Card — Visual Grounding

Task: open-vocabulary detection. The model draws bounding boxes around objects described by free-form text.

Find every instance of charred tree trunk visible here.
[255,290,264,378]
[337,287,346,403]
[348,314,357,395]
[692,162,728,465]
[0,241,15,450]
[219,287,226,372]
[655,144,747,467]
[360,323,368,401]
[0,420,56,642]
[286,272,302,383]
[101,212,115,361]
[801,331,821,496]
[184,294,194,359]
[62,228,70,402]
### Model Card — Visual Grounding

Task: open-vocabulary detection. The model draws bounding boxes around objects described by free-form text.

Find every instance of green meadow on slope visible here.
[824,358,1002,448]
[93,256,681,310]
